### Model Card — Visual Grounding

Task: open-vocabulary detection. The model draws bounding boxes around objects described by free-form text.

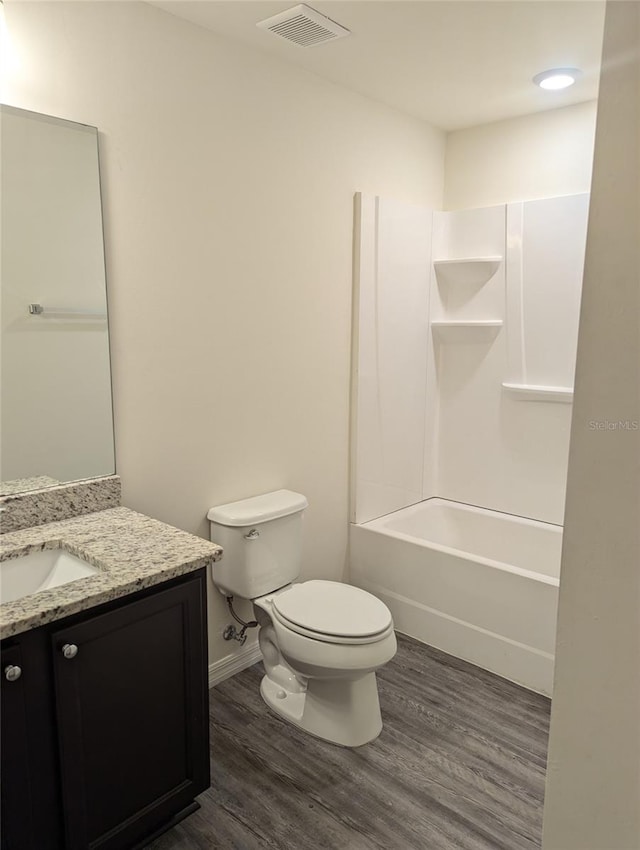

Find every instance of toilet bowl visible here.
[207,490,397,747]
[253,580,397,746]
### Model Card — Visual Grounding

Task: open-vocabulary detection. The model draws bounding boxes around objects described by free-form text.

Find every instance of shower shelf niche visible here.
[433,256,503,286]
[431,320,503,343]
[501,383,574,403]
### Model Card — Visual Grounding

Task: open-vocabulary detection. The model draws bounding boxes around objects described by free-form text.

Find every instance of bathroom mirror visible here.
[0,105,115,495]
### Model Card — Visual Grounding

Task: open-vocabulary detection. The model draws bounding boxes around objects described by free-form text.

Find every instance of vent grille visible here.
[257,4,350,48]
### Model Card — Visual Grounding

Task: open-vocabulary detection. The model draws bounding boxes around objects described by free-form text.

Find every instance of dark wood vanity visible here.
[1,569,209,850]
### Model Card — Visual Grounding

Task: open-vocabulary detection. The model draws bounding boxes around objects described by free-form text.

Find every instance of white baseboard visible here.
[208,642,263,689]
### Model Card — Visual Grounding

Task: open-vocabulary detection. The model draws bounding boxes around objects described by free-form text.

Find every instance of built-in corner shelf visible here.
[431,320,503,343]
[433,256,503,287]
[501,383,574,403]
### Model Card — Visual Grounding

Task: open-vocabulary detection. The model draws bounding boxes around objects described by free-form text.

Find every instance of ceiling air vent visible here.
[257,4,350,48]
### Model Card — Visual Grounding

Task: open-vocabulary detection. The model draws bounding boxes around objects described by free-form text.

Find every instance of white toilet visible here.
[207,489,397,747]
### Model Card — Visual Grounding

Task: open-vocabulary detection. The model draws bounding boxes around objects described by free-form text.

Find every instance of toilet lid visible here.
[272,580,392,639]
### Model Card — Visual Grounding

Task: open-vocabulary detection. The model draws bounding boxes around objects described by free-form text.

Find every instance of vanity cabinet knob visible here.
[4,664,22,682]
[62,643,79,660]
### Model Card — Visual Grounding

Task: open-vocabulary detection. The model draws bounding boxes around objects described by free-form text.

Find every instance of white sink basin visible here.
[0,548,100,604]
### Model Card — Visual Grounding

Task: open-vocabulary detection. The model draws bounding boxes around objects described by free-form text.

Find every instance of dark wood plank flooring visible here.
[149,634,550,850]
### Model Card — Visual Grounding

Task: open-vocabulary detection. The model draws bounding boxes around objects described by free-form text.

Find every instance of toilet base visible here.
[260,671,383,747]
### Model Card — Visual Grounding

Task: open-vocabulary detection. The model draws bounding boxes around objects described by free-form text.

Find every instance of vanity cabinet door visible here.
[1,644,35,850]
[1,637,63,850]
[51,572,210,850]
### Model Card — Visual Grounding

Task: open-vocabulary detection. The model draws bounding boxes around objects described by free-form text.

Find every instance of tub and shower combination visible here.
[350,498,561,696]
[349,192,588,696]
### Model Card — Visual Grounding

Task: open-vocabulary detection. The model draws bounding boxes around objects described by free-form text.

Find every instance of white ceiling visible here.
[151,1,606,131]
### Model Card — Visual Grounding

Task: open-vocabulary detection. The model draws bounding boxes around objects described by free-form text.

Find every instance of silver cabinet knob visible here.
[62,643,78,659]
[5,664,22,682]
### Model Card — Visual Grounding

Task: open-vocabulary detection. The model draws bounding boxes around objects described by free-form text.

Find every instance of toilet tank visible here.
[207,490,308,599]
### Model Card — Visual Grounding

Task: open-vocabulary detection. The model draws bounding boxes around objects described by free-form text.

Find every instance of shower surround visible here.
[349,192,589,694]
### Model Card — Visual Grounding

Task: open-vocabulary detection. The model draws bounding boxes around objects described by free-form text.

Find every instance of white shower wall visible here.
[506,195,589,390]
[428,205,508,515]
[351,196,432,524]
[352,192,589,526]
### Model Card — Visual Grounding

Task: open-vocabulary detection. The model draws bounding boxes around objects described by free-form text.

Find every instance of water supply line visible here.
[223,596,258,645]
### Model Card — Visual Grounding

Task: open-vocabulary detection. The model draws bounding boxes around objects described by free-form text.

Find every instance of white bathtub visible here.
[349,498,561,695]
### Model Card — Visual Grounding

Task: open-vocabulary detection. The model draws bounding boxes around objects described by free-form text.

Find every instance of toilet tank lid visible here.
[207,489,308,526]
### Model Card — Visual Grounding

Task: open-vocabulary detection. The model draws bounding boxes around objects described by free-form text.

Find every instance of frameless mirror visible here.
[0,105,115,495]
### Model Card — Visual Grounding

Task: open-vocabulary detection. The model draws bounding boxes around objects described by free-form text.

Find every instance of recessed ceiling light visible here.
[533,68,582,91]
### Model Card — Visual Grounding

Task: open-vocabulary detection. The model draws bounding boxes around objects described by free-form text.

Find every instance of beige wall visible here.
[2,1,445,665]
[444,101,597,210]
[542,2,640,847]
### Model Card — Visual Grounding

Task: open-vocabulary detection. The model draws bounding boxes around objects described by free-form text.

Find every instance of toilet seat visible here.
[270,580,393,645]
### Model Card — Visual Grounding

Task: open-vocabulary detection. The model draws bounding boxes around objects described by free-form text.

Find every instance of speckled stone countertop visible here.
[0,507,222,639]
[0,476,60,497]
[1,475,121,534]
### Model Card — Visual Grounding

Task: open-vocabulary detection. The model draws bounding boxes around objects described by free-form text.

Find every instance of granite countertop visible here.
[0,476,61,497]
[0,507,222,639]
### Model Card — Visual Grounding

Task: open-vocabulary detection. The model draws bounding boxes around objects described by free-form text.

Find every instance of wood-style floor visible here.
[149,634,551,850]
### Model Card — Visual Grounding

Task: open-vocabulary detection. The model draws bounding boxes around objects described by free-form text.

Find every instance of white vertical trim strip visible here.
[505,202,527,384]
